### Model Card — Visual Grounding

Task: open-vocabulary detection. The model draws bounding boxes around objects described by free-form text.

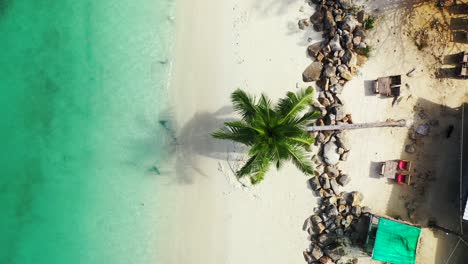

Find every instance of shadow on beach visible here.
[381,98,468,263]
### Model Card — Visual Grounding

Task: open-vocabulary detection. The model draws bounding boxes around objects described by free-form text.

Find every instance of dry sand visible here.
[161,0,468,263]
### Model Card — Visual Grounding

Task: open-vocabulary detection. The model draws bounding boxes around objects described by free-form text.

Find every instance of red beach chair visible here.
[397,160,411,171]
[395,173,411,185]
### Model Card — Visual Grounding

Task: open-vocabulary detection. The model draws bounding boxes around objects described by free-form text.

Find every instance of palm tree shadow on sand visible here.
[173,106,249,184]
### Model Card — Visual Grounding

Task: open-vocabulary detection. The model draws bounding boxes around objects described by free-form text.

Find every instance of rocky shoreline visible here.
[299,1,375,263]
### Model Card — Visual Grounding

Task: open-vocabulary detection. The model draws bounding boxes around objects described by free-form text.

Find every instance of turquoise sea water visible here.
[0,1,175,263]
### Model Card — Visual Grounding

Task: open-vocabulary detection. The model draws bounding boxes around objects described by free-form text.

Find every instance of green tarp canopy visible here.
[372,218,421,264]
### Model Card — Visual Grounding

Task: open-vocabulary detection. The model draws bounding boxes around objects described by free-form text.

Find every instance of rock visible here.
[340,151,349,161]
[325,245,347,261]
[311,245,324,260]
[361,206,371,214]
[326,166,340,178]
[337,148,345,154]
[338,198,346,205]
[314,222,327,234]
[338,204,346,212]
[329,35,343,51]
[323,141,340,165]
[337,65,348,74]
[312,215,323,223]
[318,233,337,247]
[321,175,331,189]
[354,28,366,38]
[340,71,353,81]
[322,44,332,54]
[310,11,324,24]
[309,176,321,191]
[429,119,439,127]
[328,195,338,205]
[337,174,350,186]
[416,124,430,136]
[303,62,324,82]
[324,114,335,125]
[357,10,366,23]
[330,178,341,194]
[318,97,331,107]
[351,205,362,217]
[352,36,362,46]
[317,52,325,61]
[327,204,339,216]
[405,144,416,153]
[348,191,363,206]
[323,64,337,78]
[330,84,344,94]
[331,105,345,120]
[340,15,361,32]
[314,23,324,32]
[341,50,355,65]
[323,10,336,30]
[308,42,323,57]
[338,0,354,9]
[319,256,334,264]
[303,251,313,263]
[298,19,310,30]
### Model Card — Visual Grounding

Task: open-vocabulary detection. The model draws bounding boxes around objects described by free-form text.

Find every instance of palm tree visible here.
[212,87,320,184]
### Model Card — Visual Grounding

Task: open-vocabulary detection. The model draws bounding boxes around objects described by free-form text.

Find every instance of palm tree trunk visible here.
[306,119,406,132]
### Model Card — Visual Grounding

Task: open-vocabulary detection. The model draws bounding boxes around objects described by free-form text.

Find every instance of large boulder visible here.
[338,0,354,9]
[323,10,336,30]
[323,141,340,165]
[323,64,337,78]
[303,62,324,82]
[329,35,343,51]
[308,42,323,57]
[340,15,361,32]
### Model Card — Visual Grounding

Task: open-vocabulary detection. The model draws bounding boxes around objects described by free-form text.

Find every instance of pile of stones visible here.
[302,191,371,264]
[298,1,375,263]
[299,0,370,147]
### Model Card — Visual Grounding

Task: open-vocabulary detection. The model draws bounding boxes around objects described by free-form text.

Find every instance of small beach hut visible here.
[365,215,421,264]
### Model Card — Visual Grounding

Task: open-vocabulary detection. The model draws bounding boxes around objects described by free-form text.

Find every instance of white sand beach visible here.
[162,0,468,263]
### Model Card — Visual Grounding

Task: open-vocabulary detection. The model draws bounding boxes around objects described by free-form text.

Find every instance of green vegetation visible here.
[357,45,372,58]
[363,17,376,30]
[212,88,320,184]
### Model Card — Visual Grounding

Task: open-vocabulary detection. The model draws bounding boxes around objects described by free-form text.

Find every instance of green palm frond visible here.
[212,88,317,184]
[276,87,314,123]
[286,145,314,175]
[231,89,257,122]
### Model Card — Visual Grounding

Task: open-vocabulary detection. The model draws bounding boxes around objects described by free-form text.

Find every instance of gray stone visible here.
[329,35,343,51]
[357,10,366,23]
[303,251,313,263]
[310,11,324,24]
[321,175,331,189]
[323,10,336,30]
[309,176,321,191]
[416,124,430,136]
[341,50,355,65]
[323,141,340,165]
[311,245,324,260]
[303,62,324,82]
[337,64,348,74]
[332,105,346,120]
[405,144,416,153]
[330,84,344,94]
[340,15,361,32]
[337,174,350,186]
[298,19,310,30]
[327,204,339,216]
[323,64,337,78]
[318,233,337,247]
[338,0,354,9]
[326,166,340,178]
[329,77,338,85]
[340,151,349,161]
[308,42,323,57]
[311,215,323,223]
[330,178,341,195]
[337,148,345,154]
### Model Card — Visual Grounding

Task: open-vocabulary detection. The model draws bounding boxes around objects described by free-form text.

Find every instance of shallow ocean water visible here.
[0,1,175,263]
